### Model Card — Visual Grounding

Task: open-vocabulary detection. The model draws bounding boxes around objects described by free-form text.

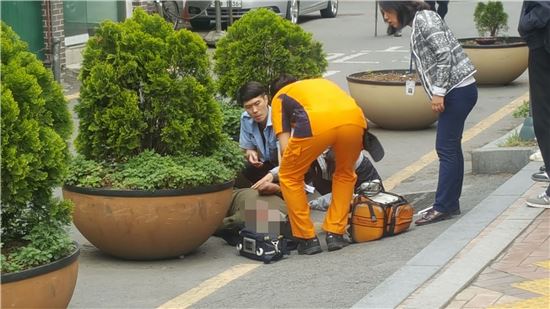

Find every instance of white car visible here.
[186,0,338,29]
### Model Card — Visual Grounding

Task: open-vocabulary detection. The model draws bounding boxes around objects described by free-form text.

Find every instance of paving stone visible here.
[476,275,524,287]
[446,300,467,308]
[521,256,550,267]
[502,289,540,298]
[453,286,495,301]
[464,293,502,308]
[494,295,522,305]
[476,269,509,282]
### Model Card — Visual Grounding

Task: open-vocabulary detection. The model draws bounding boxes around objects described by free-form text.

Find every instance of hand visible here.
[245,149,263,168]
[257,182,281,195]
[431,95,445,113]
[251,173,274,190]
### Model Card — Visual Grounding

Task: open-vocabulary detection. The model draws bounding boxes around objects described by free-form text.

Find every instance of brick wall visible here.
[41,0,65,81]
[132,0,155,13]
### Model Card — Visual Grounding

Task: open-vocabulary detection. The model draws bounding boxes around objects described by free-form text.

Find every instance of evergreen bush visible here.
[219,99,243,141]
[1,22,74,273]
[71,8,243,189]
[214,8,327,100]
[474,1,508,37]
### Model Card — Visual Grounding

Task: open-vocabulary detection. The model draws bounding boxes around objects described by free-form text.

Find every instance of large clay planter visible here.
[346,70,436,130]
[1,244,80,308]
[460,37,528,85]
[62,181,233,260]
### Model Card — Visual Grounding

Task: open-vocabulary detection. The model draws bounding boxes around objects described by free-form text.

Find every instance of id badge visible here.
[405,79,415,96]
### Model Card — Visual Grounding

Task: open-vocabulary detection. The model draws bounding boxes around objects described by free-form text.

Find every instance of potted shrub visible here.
[459,1,528,85]
[473,0,508,44]
[1,22,79,308]
[214,8,327,101]
[346,70,436,130]
[62,8,244,260]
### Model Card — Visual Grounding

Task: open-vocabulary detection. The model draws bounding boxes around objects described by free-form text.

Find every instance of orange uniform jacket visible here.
[271,79,366,137]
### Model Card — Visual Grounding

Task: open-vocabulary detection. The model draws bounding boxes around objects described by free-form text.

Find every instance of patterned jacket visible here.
[411,10,476,99]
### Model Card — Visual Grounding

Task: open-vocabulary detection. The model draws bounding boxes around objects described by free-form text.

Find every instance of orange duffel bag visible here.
[349,192,414,243]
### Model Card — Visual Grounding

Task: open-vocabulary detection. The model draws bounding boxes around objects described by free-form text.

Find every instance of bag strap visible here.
[367,201,377,222]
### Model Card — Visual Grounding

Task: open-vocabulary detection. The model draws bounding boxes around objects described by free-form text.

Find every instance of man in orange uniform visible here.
[270,75,367,255]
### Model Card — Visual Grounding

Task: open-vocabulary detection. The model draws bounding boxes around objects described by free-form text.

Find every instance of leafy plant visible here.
[66,139,244,190]
[73,8,243,188]
[512,101,530,118]
[214,8,327,100]
[1,22,74,273]
[499,130,537,147]
[474,1,508,37]
[219,98,244,141]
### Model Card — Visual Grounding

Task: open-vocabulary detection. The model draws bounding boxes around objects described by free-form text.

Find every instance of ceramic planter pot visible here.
[1,244,80,308]
[62,181,233,260]
[346,70,436,130]
[460,37,528,85]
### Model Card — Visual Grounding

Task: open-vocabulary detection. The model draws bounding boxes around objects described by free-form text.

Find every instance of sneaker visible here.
[308,199,329,212]
[394,29,402,37]
[526,192,550,208]
[297,236,322,255]
[531,171,550,183]
[540,165,546,172]
[326,232,349,252]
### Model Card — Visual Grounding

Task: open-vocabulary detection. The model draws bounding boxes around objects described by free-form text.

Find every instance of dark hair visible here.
[270,74,298,97]
[378,1,430,29]
[238,81,267,105]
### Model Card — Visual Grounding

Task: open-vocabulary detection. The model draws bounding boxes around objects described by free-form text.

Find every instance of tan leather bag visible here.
[349,192,413,243]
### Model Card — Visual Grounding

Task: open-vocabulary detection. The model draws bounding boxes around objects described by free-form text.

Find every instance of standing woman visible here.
[379,1,478,225]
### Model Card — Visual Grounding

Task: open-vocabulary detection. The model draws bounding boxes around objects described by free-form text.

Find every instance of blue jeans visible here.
[433,83,478,213]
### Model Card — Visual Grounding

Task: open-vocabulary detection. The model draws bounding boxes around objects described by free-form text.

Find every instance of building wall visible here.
[42,0,66,81]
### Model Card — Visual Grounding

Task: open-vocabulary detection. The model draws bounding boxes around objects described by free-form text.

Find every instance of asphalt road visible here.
[68,1,530,308]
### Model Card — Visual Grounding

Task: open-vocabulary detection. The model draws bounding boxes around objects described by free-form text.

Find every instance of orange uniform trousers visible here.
[278,124,364,239]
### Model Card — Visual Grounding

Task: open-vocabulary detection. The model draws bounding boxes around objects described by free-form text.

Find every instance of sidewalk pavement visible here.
[445,200,549,309]
[353,162,549,309]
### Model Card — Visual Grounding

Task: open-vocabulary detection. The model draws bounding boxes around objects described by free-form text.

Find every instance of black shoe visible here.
[540,165,546,172]
[297,236,322,255]
[414,209,451,226]
[326,233,349,252]
[531,171,550,183]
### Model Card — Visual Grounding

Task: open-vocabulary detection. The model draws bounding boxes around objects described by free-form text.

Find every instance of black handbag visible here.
[236,229,290,264]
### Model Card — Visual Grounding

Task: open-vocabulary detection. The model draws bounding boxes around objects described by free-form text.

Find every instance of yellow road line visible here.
[384,92,529,191]
[64,92,80,101]
[156,263,260,309]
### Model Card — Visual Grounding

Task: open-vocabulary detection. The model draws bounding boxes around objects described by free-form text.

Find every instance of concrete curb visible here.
[471,124,537,174]
[352,162,542,309]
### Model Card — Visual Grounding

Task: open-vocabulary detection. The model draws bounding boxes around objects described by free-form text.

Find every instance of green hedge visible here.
[214,8,327,100]
[1,22,74,273]
[77,8,224,162]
